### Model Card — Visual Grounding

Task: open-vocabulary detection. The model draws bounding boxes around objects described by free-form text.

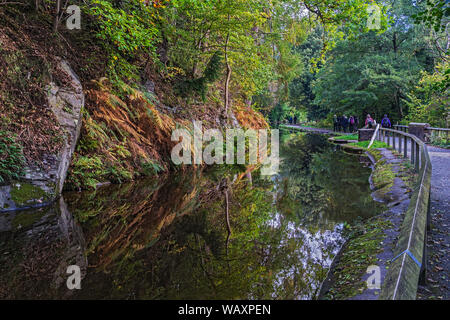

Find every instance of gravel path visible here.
[384,136,449,299]
[417,145,450,300]
[372,135,449,299]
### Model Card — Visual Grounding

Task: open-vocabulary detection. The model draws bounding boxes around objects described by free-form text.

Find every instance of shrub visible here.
[0,131,25,184]
[140,160,163,177]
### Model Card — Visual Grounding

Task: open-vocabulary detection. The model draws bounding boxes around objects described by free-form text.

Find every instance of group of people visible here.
[333,114,392,132]
[287,115,298,124]
[364,114,392,129]
[333,115,359,133]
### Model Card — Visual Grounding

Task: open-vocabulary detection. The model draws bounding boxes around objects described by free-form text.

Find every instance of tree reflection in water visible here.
[0,132,383,299]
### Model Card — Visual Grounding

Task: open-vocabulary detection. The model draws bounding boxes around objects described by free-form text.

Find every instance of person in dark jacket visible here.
[341,115,348,133]
[349,116,355,132]
[333,114,338,132]
[381,114,392,128]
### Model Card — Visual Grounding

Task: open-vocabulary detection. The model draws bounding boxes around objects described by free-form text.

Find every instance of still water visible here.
[0,132,383,299]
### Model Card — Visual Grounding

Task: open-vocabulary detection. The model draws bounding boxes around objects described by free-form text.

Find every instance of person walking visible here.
[349,115,355,132]
[365,114,374,128]
[333,114,338,132]
[342,115,348,133]
[381,114,392,128]
[294,115,298,125]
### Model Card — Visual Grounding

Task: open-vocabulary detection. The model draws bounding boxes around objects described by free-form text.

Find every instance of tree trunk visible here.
[224,187,231,253]
[224,12,232,116]
[396,89,403,118]
[224,32,231,115]
[53,0,61,32]
[393,32,398,58]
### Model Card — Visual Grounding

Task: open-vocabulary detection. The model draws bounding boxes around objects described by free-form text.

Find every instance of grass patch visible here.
[348,140,391,149]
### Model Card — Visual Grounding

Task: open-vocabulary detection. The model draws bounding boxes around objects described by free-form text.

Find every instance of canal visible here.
[0,132,384,299]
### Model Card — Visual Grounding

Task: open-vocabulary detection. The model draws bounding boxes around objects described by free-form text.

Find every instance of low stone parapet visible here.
[408,123,430,142]
[358,129,375,141]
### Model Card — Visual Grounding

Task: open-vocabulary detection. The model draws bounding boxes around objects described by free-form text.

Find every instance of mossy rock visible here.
[9,183,50,207]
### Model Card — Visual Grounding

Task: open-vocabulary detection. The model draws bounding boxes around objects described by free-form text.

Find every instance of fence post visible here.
[398,133,402,153]
[393,132,396,150]
[411,139,415,165]
[416,143,420,171]
[404,135,408,158]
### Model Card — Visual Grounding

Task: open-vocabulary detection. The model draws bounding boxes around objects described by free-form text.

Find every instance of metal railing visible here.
[376,127,432,300]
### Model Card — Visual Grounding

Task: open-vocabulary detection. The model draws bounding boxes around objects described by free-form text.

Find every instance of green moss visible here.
[398,161,418,191]
[368,149,383,162]
[10,183,48,207]
[323,217,393,300]
[371,160,395,193]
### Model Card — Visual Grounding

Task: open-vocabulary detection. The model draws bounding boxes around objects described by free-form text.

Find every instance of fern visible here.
[0,131,25,184]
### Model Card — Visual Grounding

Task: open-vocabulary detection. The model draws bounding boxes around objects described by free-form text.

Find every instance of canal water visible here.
[0,132,383,299]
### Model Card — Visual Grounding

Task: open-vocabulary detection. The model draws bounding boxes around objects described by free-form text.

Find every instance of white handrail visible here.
[367,124,380,149]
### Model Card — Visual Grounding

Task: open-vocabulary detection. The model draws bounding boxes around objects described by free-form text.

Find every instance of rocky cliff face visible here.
[0,59,83,212]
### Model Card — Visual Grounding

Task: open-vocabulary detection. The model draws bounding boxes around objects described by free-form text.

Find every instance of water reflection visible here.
[0,132,383,299]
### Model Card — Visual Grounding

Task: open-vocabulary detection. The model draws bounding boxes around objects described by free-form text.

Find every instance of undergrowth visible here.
[0,131,25,184]
[64,79,174,190]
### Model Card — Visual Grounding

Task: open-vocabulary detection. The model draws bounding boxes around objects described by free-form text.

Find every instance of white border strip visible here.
[367,124,380,149]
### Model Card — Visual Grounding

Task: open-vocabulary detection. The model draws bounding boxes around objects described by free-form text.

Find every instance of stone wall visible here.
[358,129,374,141]
[408,123,430,142]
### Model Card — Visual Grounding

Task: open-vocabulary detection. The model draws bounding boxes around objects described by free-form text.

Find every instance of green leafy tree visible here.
[312,0,433,123]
